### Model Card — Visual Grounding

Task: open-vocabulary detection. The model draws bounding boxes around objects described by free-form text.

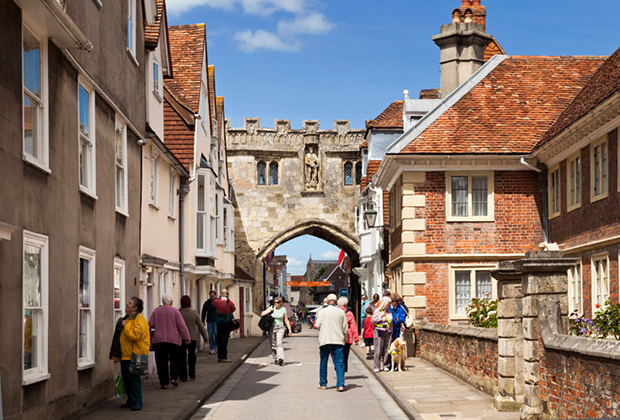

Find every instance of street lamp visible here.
[363,203,380,228]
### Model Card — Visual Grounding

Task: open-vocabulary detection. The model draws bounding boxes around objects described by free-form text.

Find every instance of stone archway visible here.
[227,118,365,331]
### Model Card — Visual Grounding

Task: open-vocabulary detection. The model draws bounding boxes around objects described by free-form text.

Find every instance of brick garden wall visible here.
[540,347,620,419]
[415,322,498,396]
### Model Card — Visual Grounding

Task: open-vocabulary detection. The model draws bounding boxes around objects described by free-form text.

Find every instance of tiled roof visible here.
[164,87,195,170]
[368,101,403,129]
[484,37,505,61]
[359,140,368,149]
[399,56,605,155]
[208,65,216,132]
[167,24,206,112]
[144,0,164,50]
[538,47,620,147]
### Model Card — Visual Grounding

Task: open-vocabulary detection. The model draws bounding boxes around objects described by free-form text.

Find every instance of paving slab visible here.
[76,336,264,420]
[352,344,520,420]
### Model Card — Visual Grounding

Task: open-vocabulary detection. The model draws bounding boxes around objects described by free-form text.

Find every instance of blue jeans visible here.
[319,344,344,387]
[207,322,217,350]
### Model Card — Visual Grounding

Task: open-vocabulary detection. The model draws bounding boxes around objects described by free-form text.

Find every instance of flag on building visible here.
[266,249,275,265]
[337,249,345,269]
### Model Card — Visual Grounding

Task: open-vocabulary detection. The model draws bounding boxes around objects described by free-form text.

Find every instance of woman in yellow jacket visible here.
[120,297,150,411]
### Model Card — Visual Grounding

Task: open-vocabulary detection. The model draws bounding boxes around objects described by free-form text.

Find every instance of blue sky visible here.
[165,0,620,274]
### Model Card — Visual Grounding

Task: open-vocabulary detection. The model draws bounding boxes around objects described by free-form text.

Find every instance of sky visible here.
[165,0,620,274]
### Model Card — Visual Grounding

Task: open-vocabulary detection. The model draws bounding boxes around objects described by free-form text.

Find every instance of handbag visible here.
[258,313,274,332]
[225,298,241,331]
[403,305,414,329]
[115,374,126,399]
[129,321,148,376]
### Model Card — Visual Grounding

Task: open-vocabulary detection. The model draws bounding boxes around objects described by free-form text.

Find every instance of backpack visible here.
[258,313,274,332]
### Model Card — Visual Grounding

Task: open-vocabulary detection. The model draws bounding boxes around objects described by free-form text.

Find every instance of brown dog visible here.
[389,337,407,372]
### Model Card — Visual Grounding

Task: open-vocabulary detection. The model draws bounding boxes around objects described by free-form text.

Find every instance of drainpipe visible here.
[178,182,191,295]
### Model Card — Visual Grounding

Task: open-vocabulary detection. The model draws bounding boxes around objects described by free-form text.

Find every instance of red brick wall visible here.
[416,326,498,395]
[540,347,620,418]
[414,171,544,254]
[549,129,619,248]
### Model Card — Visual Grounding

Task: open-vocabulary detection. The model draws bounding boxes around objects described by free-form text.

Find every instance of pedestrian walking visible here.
[119,297,150,411]
[389,293,407,342]
[362,304,375,359]
[149,294,190,389]
[316,293,348,392]
[179,295,209,382]
[201,290,218,354]
[360,293,369,338]
[261,297,292,366]
[370,293,380,308]
[372,296,393,373]
[337,296,359,373]
[214,288,236,362]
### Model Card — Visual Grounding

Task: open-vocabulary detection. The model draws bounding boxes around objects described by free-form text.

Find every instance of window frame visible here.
[152,59,161,101]
[114,258,126,324]
[446,171,494,222]
[591,253,610,311]
[215,190,223,244]
[115,119,128,215]
[224,202,235,252]
[449,264,497,321]
[268,161,279,185]
[257,160,266,185]
[149,151,159,207]
[567,151,582,212]
[196,172,207,252]
[590,135,609,203]
[548,164,561,219]
[568,261,583,317]
[344,161,353,186]
[78,79,97,198]
[126,0,137,61]
[22,230,50,386]
[22,23,50,173]
[168,169,176,218]
[77,246,96,370]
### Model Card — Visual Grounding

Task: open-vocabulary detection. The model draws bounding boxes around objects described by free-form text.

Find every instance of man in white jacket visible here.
[315,293,348,391]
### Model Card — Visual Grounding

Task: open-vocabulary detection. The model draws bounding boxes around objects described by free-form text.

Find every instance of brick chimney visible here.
[432,0,493,97]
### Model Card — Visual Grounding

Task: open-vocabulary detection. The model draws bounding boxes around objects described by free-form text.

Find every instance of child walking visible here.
[362,305,374,359]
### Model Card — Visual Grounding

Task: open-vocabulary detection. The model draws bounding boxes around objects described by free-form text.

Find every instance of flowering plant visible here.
[569,300,620,340]
[465,296,498,329]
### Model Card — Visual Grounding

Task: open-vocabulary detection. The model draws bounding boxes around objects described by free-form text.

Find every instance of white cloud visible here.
[166,0,234,15]
[234,29,299,52]
[166,0,306,16]
[284,256,306,274]
[320,249,339,259]
[278,13,333,35]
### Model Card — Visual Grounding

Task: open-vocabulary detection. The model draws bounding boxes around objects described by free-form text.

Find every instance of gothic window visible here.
[269,161,279,185]
[257,161,266,185]
[355,161,362,185]
[344,162,353,185]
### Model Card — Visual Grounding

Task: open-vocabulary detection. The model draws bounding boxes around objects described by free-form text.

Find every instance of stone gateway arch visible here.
[227,118,365,328]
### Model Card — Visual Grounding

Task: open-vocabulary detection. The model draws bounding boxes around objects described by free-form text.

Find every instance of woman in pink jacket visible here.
[337,296,359,373]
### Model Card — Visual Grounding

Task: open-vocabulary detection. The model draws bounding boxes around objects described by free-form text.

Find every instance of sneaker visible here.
[209,349,216,354]
[373,368,380,373]
[336,387,344,392]
[384,367,391,372]
[278,359,284,366]
[317,385,327,390]
[360,343,365,347]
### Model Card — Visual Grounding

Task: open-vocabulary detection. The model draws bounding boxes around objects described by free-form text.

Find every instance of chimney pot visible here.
[452,9,461,23]
[461,0,470,6]
[464,9,473,23]
[472,0,481,5]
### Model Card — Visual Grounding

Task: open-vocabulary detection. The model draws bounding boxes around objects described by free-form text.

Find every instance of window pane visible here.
[455,271,471,314]
[197,213,204,249]
[80,138,90,188]
[476,271,492,298]
[24,309,39,370]
[79,86,89,137]
[472,177,488,216]
[575,157,581,203]
[23,29,41,97]
[153,62,159,92]
[114,267,121,310]
[344,162,353,185]
[78,310,90,359]
[355,162,362,185]
[24,245,41,307]
[452,176,468,216]
[594,146,600,195]
[602,143,608,193]
[79,258,90,308]
[116,168,124,208]
[23,94,38,157]
[257,162,266,185]
[115,128,123,166]
[269,162,278,185]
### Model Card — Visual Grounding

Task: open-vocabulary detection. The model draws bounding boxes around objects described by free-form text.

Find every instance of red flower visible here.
[595,303,601,308]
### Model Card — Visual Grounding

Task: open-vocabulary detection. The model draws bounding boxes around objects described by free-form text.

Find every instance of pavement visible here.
[77,336,264,420]
[351,344,521,420]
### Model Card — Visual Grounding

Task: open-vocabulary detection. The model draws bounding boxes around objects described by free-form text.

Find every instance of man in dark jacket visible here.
[201,290,218,354]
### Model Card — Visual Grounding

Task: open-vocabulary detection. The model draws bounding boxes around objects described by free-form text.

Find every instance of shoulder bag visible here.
[403,304,414,329]
[129,320,149,375]
[225,298,241,331]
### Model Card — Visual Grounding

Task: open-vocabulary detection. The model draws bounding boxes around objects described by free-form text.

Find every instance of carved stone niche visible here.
[303,120,319,133]
[303,143,320,191]
[244,118,260,134]
[275,119,291,134]
[334,120,350,134]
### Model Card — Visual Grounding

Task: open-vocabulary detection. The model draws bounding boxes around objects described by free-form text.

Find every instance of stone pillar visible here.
[492,261,524,411]
[512,251,576,420]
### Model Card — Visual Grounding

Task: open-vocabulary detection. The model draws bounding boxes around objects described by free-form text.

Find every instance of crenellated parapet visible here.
[226,118,365,152]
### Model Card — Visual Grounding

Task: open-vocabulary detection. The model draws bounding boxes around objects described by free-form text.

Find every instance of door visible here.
[239,287,245,338]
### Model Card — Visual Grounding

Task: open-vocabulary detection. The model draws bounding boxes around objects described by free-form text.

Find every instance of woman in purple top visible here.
[149,294,190,389]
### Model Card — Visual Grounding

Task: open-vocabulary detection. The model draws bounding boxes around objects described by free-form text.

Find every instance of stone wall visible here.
[416,321,498,396]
